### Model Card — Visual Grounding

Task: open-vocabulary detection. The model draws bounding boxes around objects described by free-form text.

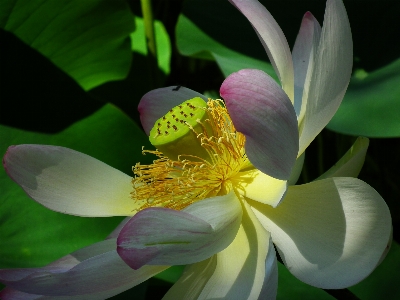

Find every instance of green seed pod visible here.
[149,97,211,161]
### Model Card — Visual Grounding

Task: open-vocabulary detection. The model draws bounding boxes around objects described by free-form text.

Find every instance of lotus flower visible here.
[0,0,392,299]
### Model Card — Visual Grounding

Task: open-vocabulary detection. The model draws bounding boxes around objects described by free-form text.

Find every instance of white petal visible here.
[163,202,276,300]
[233,169,287,207]
[229,0,294,101]
[251,177,392,288]
[292,12,321,116]
[3,145,136,216]
[317,136,369,180]
[117,192,242,269]
[139,86,207,135]
[0,239,167,297]
[298,0,353,155]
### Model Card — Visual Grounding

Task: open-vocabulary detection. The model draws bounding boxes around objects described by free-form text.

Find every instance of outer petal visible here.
[138,86,207,135]
[0,239,167,297]
[228,0,294,101]
[233,169,287,207]
[0,288,42,300]
[298,0,353,155]
[117,192,242,269]
[292,12,321,116]
[3,145,135,217]
[163,202,277,300]
[220,69,299,180]
[250,177,392,288]
[317,136,369,180]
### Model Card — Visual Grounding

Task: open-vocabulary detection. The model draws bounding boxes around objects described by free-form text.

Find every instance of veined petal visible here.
[117,192,242,269]
[234,169,287,207]
[250,177,392,288]
[298,0,353,155]
[163,202,276,300]
[317,136,369,180]
[3,145,135,217]
[0,239,167,297]
[228,0,294,101]
[220,69,299,180]
[292,12,321,116]
[138,86,207,135]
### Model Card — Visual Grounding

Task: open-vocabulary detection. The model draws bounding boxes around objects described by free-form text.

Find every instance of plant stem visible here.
[140,0,159,88]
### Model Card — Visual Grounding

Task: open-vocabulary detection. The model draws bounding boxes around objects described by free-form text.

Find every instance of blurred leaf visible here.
[154,266,185,284]
[0,29,102,133]
[0,0,134,91]
[277,262,334,299]
[131,16,171,75]
[0,104,153,268]
[328,59,400,137]
[350,241,400,299]
[176,0,277,79]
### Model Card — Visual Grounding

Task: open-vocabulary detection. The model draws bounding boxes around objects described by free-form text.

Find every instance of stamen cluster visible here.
[131,100,249,211]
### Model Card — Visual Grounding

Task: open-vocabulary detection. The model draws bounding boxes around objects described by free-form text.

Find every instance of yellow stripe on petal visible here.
[233,169,287,207]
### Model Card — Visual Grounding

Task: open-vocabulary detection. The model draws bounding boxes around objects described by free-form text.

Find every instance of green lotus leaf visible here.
[327,59,400,137]
[0,0,135,91]
[176,0,277,80]
[131,16,171,75]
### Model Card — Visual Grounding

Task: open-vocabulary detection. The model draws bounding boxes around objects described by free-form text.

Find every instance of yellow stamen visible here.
[131,99,249,211]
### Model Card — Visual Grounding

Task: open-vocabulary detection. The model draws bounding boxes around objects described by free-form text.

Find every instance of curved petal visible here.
[228,0,294,101]
[233,169,287,207]
[220,69,299,180]
[250,177,392,289]
[3,145,135,217]
[298,0,353,155]
[0,239,167,297]
[292,12,321,116]
[163,202,276,300]
[138,86,207,135]
[117,192,242,269]
[316,136,369,180]
[287,152,305,185]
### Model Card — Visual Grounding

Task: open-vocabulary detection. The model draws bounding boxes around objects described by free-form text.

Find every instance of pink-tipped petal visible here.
[163,202,277,300]
[138,86,207,134]
[117,192,242,269]
[3,145,135,217]
[229,0,294,101]
[251,178,392,289]
[292,12,321,116]
[298,0,353,155]
[220,69,299,180]
[0,239,167,297]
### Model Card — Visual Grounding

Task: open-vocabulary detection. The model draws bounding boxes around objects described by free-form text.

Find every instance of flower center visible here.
[131,98,249,211]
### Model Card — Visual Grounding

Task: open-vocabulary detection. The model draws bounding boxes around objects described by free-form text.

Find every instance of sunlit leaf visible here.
[131,16,171,75]
[0,104,153,268]
[0,0,134,91]
[327,59,400,137]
